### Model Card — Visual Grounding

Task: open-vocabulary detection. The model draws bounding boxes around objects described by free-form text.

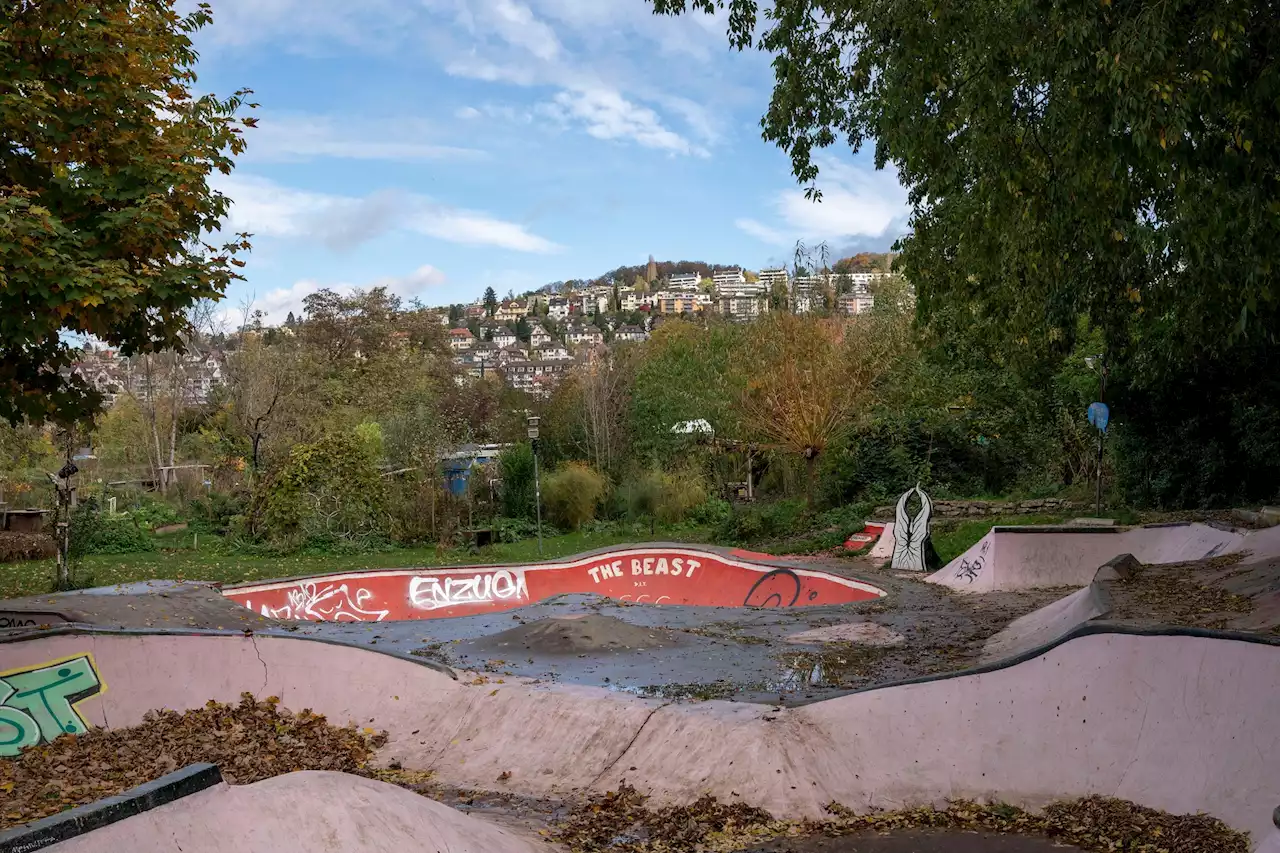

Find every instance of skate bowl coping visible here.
[220,544,888,622]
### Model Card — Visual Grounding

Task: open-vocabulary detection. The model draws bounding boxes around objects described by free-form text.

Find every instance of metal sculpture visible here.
[891,484,939,572]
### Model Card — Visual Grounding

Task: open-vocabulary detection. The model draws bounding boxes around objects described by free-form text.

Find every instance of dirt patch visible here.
[474,614,682,655]
[785,622,905,647]
[0,694,386,830]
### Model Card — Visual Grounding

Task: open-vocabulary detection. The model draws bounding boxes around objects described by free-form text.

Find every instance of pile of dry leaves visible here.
[0,693,387,829]
[552,786,1251,853]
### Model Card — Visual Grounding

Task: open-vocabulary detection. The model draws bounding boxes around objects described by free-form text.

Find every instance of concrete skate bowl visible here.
[928,521,1280,592]
[220,544,888,622]
[2,625,1279,851]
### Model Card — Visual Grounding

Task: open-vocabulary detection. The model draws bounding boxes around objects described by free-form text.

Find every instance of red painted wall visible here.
[223,547,886,623]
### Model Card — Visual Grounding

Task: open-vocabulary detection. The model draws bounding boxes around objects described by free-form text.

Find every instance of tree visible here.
[736,314,901,506]
[483,287,498,318]
[0,2,254,424]
[651,0,1280,380]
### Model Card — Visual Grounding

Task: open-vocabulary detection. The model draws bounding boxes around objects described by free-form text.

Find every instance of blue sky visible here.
[190,0,911,323]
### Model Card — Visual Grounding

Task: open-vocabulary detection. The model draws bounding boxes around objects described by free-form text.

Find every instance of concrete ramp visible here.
[929,523,1242,592]
[1,627,1277,848]
[222,544,887,622]
[45,771,545,853]
[979,584,1111,663]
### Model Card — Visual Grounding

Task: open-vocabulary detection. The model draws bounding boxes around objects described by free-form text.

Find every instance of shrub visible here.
[250,431,387,551]
[620,470,663,532]
[185,492,245,534]
[69,502,154,556]
[655,467,707,525]
[498,443,537,520]
[384,475,466,545]
[542,463,607,530]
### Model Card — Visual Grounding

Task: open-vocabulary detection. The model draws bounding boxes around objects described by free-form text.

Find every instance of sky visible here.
[188,0,912,324]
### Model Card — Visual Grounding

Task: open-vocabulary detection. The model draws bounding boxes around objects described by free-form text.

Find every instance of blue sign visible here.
[1087,402,1110,432]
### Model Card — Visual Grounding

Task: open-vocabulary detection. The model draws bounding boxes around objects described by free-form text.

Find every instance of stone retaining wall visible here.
[872,497,1082,519]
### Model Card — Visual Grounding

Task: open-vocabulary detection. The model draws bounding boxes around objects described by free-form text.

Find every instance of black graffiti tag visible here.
[743,569,802,608]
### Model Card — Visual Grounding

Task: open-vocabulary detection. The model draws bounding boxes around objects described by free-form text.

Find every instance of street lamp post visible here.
[527,415,543,556]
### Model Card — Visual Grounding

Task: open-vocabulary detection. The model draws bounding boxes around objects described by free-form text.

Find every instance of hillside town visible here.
[70,259,895,404]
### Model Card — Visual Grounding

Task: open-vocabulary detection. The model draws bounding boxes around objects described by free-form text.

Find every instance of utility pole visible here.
[527,415,543,556]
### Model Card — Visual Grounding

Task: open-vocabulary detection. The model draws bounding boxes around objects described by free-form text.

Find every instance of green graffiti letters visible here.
[0,655,103,756]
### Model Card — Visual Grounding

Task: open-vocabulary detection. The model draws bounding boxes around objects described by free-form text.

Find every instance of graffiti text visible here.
[1,655,103,756]
[253,582,390,622]
[587,557,701,584]
[409,570,528,611]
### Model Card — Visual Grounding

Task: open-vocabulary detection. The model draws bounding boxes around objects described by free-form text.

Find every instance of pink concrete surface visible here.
[3,630,1278,848]
[978,584,1110,663]
[867,523,896,560]
[49,771,548,853]
[928,523,1243,592]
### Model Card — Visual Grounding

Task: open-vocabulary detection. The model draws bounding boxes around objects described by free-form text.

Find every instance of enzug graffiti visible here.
[0,654,103,756]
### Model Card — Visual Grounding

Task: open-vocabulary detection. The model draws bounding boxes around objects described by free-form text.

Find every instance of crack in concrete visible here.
[589,703,669,789]
[248,634,269,697]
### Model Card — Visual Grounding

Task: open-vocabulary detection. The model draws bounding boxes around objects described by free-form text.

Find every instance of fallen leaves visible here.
[0,693,387,830]
[549,787,1250,853]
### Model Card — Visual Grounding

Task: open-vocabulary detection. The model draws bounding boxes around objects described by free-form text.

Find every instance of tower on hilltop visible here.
[646,254,657,283]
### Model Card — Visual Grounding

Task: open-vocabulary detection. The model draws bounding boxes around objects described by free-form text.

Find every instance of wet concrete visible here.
[288,556,1067,704]
[737,830,1084,851]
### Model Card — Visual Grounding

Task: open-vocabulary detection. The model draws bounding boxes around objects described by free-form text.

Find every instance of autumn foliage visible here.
[0,1,254,423]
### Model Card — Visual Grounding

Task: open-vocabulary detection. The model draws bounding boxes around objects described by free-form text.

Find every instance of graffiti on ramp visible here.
[223,546,887,622]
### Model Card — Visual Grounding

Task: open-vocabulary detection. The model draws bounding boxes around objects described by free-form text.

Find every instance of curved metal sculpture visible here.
[891,484,938,572]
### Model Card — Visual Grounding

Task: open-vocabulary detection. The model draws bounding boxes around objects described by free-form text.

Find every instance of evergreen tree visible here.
[483,287,497,317]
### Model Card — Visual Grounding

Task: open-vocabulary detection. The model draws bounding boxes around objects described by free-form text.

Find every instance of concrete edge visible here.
[787,619,1280,707]
[0,623,459,681]
[214,541,873,592]
[0,763,222,853]
[991,525,1123,534]
[2,621,1274,708]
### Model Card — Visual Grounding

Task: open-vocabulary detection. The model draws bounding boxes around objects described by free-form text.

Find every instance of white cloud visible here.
[487,0,563,61]
[413,208,562,253]
[238,265,449,325]
[738,158,911,245]
[455,106,482,120]
[213,174,562,254]
[735,218,789,246]
[542,87,707,156]
[243,113,482,162]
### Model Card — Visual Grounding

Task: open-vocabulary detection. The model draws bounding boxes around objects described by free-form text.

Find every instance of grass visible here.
[0,527,713,600]
[930,514,1068,564]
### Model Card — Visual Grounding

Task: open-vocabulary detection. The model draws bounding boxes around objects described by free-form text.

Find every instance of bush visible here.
[619,470,663,532]
[493,516,556,543]
[498,443,537,520]
[655,467,707,525]
[185,491,245,534]
[118,495,181,530]
[542,462,607,530]
[384,475,466,545]
[714,498,810,544]
[69,502,154,556]
[249,431,387,551]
